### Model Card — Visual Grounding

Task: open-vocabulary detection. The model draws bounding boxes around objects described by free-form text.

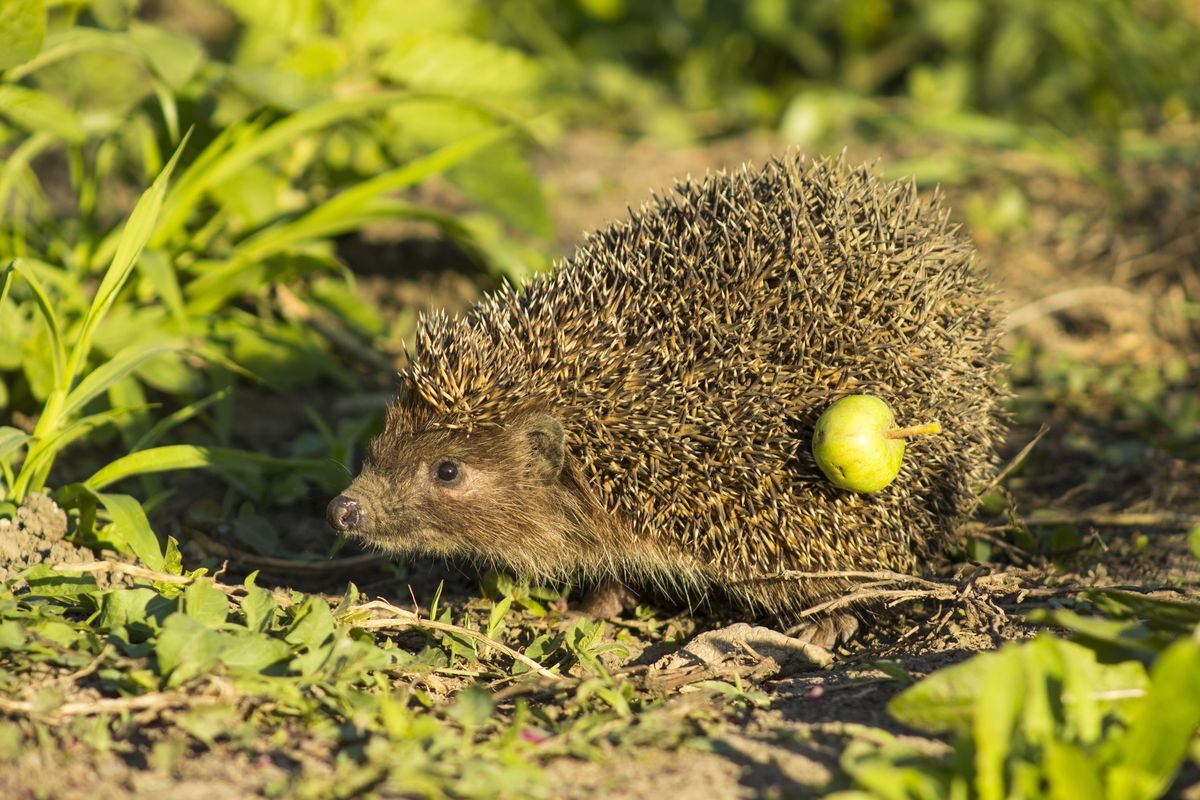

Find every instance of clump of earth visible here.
[0,493,89,585]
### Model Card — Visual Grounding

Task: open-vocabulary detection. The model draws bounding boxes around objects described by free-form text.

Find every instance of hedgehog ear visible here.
[522,413,565,482]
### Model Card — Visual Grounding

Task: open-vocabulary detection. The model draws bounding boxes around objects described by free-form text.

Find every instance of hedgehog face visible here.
[327,411,576,574]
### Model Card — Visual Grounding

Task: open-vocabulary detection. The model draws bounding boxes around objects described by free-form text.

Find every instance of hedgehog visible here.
[327,153,1006,644]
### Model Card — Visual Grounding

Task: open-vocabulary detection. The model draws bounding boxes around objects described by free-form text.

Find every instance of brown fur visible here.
[332,153,1007,624]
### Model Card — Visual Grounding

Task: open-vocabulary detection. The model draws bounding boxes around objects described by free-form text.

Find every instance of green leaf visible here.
[285,596,335,651]
[379,33,544,102]
[20,405,152,487]
[94,491,164,571]
[134,250,187,326]
[0,260,13,309]
[84,444,214,491]
[182,579,230,628]
[309,276,385,339]
[1027,607,1164,662]
[224,64,326,111]
[217,631,292,675]
[0,85,85,142]
[129,387,231,452]
[0,427,30,466]
[60,339,186,422]
[1046,741,1104,800]
[1107,637,1200,800]
[90,308,200,395]
[0,621,27,651]
[96,587,172,632]
[229,124,510,265]
[1017,635,1062,748]
[240,573,277,633]
[163,536,183,576]
[83,444,343,493]
[1086,590,1200,634]
[0,0,45,70]
[154,92,409,245]
[888,646,993,733]
[34,620,80,648]
[1056,639,1147,745]
[19,564,99,600]
[65,132,190,389]
[7,259,64,388]
[487,596,512,640]
[448,140,553,238]
[155,612,223,684]
[127,22,205,88]
[446,685,494,728]
[5,27,125,81]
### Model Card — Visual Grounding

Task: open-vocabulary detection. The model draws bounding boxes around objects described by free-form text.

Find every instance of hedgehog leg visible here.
[786,614,860,650]
[575,579,638,618]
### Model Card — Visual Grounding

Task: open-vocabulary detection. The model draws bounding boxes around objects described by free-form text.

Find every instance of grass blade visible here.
[61,339,185,421]
[63,132,190,388]
[0,130,54,218]
[182,202,468,314]
[231,125,510,262]
[95,490,165,571]
[84,444,345,492]
[15,405,152,499]
[0,260,13,308]
[153,92,410,245]
[8,258,64,388]
[130,387,231,452]
[7,27,135,81]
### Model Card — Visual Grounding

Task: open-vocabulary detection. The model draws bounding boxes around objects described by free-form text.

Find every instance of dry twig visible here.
[353,599,562,682]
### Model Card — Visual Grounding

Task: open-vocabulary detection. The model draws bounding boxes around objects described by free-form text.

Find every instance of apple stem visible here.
[885,421,942,439]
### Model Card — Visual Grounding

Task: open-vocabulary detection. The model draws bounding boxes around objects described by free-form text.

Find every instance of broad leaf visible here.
[182,578,230,628]
[0,86,84,142]
[1107,637,1200,800]
[217,631,292,675]
[127,22,205,88]
[0,0,45,70]
[0,426,30,465]
[379,33,544,101]
[155,612,223,684]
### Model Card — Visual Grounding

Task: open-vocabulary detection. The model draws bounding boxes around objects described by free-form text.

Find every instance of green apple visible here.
[812,395,940,493]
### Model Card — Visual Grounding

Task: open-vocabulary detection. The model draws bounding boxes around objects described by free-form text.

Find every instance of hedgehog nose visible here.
[327,495,362,533]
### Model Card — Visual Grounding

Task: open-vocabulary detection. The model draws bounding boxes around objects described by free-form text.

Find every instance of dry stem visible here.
[353,599,562,682]
[884,422,942,439]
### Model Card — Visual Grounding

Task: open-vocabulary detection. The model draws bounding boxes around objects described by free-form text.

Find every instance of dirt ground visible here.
[4,128,1200,798]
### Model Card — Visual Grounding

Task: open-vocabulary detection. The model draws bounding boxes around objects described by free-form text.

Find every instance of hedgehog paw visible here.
[574,580,638,618]
[785,614,860,650]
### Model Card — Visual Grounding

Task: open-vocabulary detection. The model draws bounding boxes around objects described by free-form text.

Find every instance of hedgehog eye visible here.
[433,459,461,485]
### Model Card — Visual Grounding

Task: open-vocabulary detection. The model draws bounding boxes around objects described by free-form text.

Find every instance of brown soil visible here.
[0,494,81,585]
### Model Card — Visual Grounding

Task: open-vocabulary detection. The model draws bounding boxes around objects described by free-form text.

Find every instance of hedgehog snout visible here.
[327,495,362,533]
